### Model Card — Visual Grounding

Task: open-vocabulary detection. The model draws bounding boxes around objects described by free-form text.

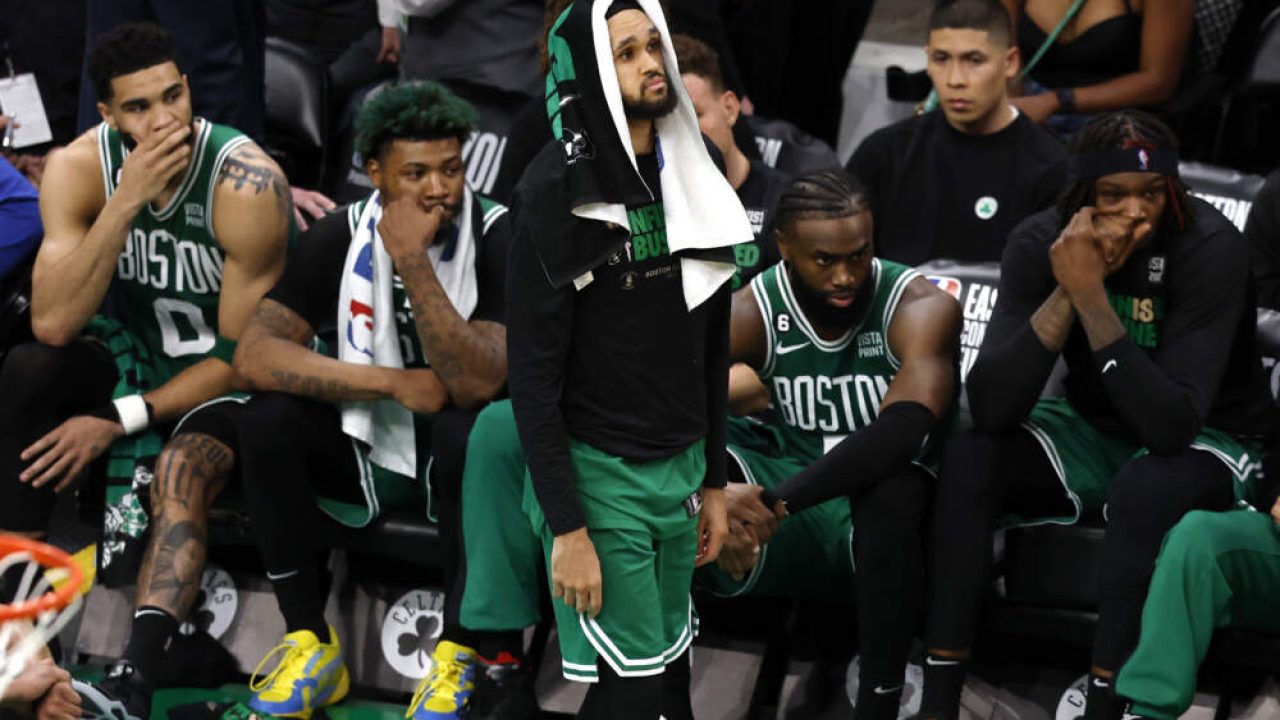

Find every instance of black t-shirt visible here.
[970,198,1274,444]
[731,158,787,290]
[506,149,732,534]
[847,110,1067,265]
[267,198,512,350]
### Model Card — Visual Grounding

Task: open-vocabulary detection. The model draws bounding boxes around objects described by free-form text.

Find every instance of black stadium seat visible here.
[740,113,842,176]
[263,36,330,191]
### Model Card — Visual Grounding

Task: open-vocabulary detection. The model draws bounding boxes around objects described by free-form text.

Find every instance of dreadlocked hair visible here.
[775,169,870,230]
[354,81,477,162]
[1057,109,1193,232]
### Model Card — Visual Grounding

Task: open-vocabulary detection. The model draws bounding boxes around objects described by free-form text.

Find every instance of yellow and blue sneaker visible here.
[405,640,477,720]
[248,626,350,719]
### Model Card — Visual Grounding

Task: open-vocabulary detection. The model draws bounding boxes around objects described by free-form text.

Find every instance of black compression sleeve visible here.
[505,212,586,536]
[964,223,1062,431]
[702,286,731,489]
[768,401,935,513]
[1094,337,1199,454]
[965,323,1059,431]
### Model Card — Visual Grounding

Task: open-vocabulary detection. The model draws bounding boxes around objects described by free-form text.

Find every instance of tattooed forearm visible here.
[269,369,381,402]
[395,252,506,400]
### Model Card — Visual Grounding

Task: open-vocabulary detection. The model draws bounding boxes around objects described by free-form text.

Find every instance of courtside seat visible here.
[263,36,329,190]
[739,113,842,176]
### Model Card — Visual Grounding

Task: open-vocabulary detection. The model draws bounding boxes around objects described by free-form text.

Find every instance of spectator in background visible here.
[378,0,543,99]
[0,119,41,281]
[265,0,397,116]
[674,34,787,290]
[848,0,1066,266]
[1003,0,1193,137]
[1246,169,1280,309]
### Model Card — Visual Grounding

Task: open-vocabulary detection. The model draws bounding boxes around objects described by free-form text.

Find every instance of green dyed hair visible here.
[354,81,477,162]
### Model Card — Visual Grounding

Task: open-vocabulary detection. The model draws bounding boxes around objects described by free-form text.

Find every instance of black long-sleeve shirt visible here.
[967,199,1274,451]
[506,149,731,536]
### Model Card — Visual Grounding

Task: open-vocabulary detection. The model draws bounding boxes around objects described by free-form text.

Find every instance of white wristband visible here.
[113,395,150,435]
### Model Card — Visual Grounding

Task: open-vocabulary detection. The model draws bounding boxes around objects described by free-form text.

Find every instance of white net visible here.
[0,549,83,700]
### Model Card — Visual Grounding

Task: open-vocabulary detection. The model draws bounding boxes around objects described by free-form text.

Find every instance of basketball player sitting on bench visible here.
[0,23,290,720]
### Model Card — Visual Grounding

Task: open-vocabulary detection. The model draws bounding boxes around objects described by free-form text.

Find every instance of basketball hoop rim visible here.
[0,536,84,622]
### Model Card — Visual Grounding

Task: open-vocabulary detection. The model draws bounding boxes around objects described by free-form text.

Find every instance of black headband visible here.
[1069,147,1180,179]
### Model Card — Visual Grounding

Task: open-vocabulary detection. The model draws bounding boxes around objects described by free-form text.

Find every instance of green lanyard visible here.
[920,0,1087,113]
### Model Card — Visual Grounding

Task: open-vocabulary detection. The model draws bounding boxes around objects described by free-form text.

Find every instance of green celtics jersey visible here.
[98,118,251,384]
[750,259,922,465]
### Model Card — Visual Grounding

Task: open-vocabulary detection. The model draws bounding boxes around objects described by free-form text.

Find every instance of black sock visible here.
[1084,672,1126,720]
[917,653,968,720]
[660,650,693,720]
[854,674,903,720]
[122,606,179,682]
[578,659,662,720]
[268,569,329,641]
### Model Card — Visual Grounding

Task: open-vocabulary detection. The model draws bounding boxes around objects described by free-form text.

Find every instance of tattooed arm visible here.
[379,197,507,410]
[233,298,448,413]
[137,142,290,421]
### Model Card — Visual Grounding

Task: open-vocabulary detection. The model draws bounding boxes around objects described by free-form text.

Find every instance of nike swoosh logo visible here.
[873,685,902,695]
[266,569,300,581]
[925,656,961,666]
[1102,359,1118,374]
[1092,678,1111,689]
[776,342,810,355]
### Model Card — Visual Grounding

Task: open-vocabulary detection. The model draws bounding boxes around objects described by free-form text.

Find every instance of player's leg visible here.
[848,467,930,720]
[567,527,669,720]
[239,392,360,719]
[80,400,241,720]
[0,341,115,545]
[1086,450,1236,720]
[1116,509,1280,720]
[409,406,487,720]
[919,428,1069,720]
[448,400,542,720]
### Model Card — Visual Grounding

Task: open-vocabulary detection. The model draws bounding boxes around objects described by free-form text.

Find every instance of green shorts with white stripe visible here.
[523,439,704,683]
[1010,396,1266,527]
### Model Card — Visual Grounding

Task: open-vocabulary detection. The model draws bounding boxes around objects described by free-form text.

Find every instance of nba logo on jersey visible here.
[1137,148,1150,170]
[346,242,376,357]
[927,276,963,300]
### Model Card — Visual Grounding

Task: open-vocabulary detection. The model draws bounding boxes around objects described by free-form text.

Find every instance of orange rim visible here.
[0,536,84,622]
